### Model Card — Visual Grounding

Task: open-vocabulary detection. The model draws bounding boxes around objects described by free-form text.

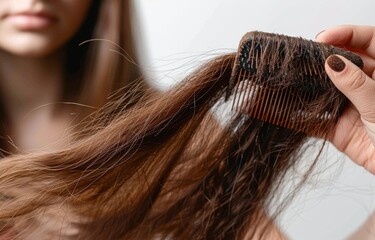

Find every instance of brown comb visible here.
[228,31,363,135]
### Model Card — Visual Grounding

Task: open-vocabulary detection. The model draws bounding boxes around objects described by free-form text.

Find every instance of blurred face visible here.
[0,0,92,58]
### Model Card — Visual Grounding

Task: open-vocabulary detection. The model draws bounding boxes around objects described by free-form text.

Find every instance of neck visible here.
[0,50,65,124]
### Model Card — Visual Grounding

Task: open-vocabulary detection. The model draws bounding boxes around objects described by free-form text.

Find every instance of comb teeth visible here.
[229,31,363,135]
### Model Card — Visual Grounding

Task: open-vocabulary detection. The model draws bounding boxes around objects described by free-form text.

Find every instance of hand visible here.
[316,25,375,174]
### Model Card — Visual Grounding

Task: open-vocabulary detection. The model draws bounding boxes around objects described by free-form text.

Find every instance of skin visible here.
[0,0,92,151]
[316,25,375,239]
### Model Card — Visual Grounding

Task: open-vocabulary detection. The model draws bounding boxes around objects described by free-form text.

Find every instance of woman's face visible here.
[0,0,92,58]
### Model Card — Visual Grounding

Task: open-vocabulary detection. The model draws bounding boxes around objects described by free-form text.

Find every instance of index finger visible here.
[316,25,375,58]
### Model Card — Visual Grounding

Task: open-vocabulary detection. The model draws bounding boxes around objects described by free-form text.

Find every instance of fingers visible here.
[326,54,375,144]
[316,25,375,58]
[357,54,375,78]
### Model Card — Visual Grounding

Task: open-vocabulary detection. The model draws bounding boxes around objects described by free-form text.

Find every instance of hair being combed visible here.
[0,39,349,239]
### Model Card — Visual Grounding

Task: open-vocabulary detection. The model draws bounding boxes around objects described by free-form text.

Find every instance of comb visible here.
[228,31,364,135]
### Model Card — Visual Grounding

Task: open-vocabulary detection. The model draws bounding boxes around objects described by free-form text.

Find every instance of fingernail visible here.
[315,30,325,39]
[327,55,346,72]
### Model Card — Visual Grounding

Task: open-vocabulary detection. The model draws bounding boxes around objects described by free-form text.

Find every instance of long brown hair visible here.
[0,42,348,239]
[66,0,143,107]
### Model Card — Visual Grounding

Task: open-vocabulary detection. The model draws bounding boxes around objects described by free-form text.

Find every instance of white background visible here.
[135,1,375,239]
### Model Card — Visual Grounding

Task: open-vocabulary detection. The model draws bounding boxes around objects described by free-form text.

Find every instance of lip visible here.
[3,11,58,30]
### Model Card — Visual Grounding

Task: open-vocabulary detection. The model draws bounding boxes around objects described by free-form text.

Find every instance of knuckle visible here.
[345,68,367,91]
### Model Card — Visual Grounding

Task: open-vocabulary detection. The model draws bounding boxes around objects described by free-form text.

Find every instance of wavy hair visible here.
[0,31,364,238]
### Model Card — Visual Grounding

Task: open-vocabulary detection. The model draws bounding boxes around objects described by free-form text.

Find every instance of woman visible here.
[0,0,142,153]
[0,0,143,238]
[0,3,374,237]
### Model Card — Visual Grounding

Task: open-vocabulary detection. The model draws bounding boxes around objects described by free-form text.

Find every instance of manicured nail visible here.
[327,55,345,72]
[315,30,325,39]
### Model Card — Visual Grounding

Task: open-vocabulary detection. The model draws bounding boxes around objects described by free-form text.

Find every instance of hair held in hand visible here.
[0,32,363,239]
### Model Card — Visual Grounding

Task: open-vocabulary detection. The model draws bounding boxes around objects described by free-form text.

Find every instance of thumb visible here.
[326,54,375,143]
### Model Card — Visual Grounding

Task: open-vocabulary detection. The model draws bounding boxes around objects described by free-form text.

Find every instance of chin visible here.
[0,34,61,58]
[11,48,55,58]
